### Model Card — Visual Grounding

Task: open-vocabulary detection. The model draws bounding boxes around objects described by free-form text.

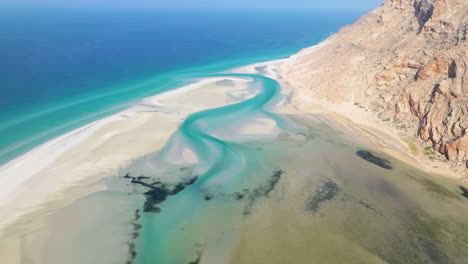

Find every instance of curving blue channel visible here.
[179,74,280,180]
[133,74,296,263]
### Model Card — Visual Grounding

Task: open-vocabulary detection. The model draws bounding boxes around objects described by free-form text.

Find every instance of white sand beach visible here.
[0,56,464,263]
[0,76,255,240]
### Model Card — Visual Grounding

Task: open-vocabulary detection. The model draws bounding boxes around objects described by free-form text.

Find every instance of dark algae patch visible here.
[371,210,459,264]
[204,193,214,201]
[356,150,392,170]
[234,192,244,200]
[126,209,142,264]
[305,178,341,214]
[187,252,201,264]
[123,173,199,263]
[459,186,468,199]
[123,173,198,213]
[188,258,200,264]
[408,212,450,264]
[359,200,383,216]
[143,189,165,213]
[126,242,137,264]
[263,169,283,197]
[406,173,461,200]
[243,169,284,215]
[143,176,198,213]
[187,254,201,264]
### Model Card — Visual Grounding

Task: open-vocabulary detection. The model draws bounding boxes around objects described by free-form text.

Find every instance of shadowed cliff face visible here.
[283,0,468,169]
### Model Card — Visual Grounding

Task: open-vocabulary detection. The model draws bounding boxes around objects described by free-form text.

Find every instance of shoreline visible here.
[1,52,463,231]
[276,42,467,182]
[0,76,254,235]
[280,43,468,183]
[0,46,466,262]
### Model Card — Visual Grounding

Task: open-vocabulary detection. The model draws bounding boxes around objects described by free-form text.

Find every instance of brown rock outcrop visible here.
[417,59,450,79]
[283,0,468,168]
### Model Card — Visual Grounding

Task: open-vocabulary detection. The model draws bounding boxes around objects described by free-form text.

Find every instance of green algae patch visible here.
[403,138,418,155]
[405,173,461,201]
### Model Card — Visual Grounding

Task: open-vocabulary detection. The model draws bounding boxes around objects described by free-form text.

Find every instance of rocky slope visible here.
[283,0,468,169]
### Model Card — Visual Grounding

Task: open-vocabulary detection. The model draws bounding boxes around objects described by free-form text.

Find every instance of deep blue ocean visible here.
[0,7,366,164]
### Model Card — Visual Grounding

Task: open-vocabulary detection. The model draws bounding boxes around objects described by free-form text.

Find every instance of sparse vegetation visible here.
[424,146,436,154]
[423,146,437,159]
[403,138,418,155]
[353,102,365,109]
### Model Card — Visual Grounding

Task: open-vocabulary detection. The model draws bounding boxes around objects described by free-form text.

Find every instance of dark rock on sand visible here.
[356,150,392,170]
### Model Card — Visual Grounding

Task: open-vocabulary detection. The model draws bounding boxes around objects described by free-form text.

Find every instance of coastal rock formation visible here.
[283,0,468,168]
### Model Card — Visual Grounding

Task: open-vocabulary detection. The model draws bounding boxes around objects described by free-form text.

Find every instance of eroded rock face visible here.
[417,59,450,79]
[283,0,468,168]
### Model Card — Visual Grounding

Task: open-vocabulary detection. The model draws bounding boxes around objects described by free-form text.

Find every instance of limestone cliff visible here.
[283,0,468,169]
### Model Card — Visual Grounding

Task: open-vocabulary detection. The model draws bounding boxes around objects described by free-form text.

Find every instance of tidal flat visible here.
[11,111,467,264]
[2,69,467,264]
[116,114,468,264]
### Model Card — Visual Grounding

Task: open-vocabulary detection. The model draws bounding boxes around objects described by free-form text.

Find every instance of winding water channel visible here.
[36,73,468,264]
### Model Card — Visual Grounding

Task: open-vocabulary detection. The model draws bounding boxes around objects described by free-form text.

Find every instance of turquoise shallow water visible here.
[0,8,366,165]
[126,74,288,263]
[118,74,468,264]
[32,69,468,264]
[4,7,468,264]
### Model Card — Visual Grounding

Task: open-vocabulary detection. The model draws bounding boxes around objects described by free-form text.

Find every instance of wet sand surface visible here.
[1,65,467,264]
[122,113,468,264]
[7,112,468,264]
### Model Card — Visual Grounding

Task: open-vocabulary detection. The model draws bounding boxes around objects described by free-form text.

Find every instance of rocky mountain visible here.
[282,0,468,169]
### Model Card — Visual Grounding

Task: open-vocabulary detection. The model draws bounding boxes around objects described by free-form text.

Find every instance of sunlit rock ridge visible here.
[283,0,468,169]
